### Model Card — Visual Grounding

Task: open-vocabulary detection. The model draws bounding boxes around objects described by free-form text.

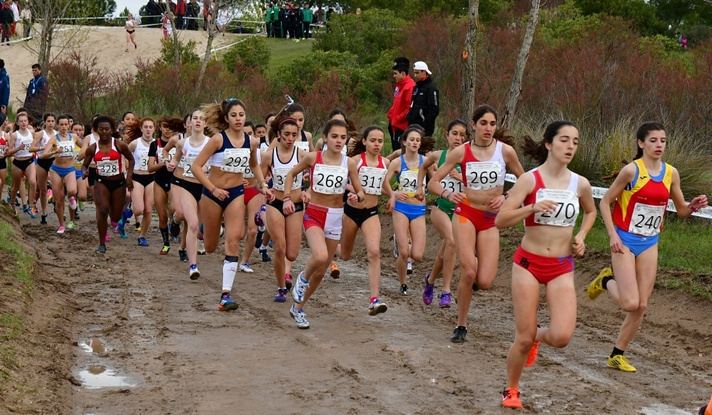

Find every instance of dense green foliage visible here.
[223,37,272,76]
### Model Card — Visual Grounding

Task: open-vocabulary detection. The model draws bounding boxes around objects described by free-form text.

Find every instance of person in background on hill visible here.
[186,0,199,30]
[146,0,161,26]
[125,13,138,52]
[175,0,185,29]
[23,63,47,121]
[424,105,525,344]
[270,2,281,37]
[264,3,272,37]
[407,61,439,137]
[0,59,9,112]
[216,4,230,36]
[0,1,13,46]
[495,120,596,409]
[301,2,312,39]
[387,57,415,151]
[20,1,30,38]
[587,121,708,373]
[9,0,18,36]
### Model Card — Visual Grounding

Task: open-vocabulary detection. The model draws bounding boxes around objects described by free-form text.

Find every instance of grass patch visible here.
[0,315,23,341]
[265,38,313,74]
[0,222,35,291]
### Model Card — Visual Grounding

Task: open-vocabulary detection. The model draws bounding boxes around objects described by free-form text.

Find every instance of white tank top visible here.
[37,130,56,157]
[14,129,34,158]
[180,136,210,179]
[271,146,302,192]
[133,138,153,172]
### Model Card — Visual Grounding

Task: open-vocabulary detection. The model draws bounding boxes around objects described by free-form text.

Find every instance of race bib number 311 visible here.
[359,167,387,195]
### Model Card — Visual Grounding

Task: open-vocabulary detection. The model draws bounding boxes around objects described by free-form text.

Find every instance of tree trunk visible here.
[196,1,219,94]
[501,0,540,129]
[38,0,54,70]
[460,0,479,122]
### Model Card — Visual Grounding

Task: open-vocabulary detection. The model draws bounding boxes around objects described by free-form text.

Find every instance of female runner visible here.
[191,98,273,311]
[424,105,524,343]
[339,125,394,314]
[8,113,38,218]
[125,118,156,246]
[81,116,135,253]
[284,119,366,328]
[71,123,88,219]
[43,115,79,233]
[494,121,596,408]
[30,112,57,224]
[416,119,468,307]
[587,122,708,372]
[237,121,265,273]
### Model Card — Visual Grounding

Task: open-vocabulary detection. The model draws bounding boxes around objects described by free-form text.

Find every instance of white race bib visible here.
[440,175,463,194]
[57,141,74,158]
[465,161,502,190]
[294,141,310,153]
[221,148,251,173]
[359,167,387,196]
[534,189,579,227]
[243,164,254,179]
[182,156,196,178]
[16,137,33,157]
[272,167,302,192]
[628,203,665,236]
[399,170,418,194]
[97,159,120,176]
[0,145,6,158]
[312,164,347,195]
[157,148,176,165]
[138,151,150,171]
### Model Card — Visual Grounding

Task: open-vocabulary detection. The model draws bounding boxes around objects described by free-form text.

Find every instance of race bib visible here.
[359,167,387,195]
[272,167,302,192]
[534,189,579,227]
[244,164,254,179]
[465,161,502,190]
[294,141,310,152]
[157,148,176,164]
[399,170,418,195]
[312,164,347,195]
[16,137,33,157]
[57,141,74,158]
[440,175,463,194]
[0,145,6,158]
[182,156,196,178]
[628,203,665,236]
[97,159,120,176]
[221,148,251,173]
[138,151,150,171]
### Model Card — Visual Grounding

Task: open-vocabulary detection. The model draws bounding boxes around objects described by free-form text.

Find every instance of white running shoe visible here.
[239,263,254,273]
[69,196,78,210]
[291,271,309,304]
[197,239,206,255]
[289,303,310,329]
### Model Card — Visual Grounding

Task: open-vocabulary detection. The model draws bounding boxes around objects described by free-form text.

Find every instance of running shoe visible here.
[423,273,434,305]
[502,388,523,409]
[160,245,170,255]
[31,205,39,215]
[135,222,141,232]
[67,221,75,230]
[472,282,480,292]
[407,260,413,275]
[451,326,467,343]
[526,341,540,367]
[37,212,45,222]
[74,208,80,220]
[291,271,309,304]
[438,292,451,308]
[46,189,53,204]
[197,239,206,255]
[239,262,254,273]
[285,273,293,291]
[171,235,180,243]
[218,293,238,311]
[399,284,408,296]
[178,249,189,262]
[138,237,149,246]
[607,354,636,372]
[368,298,388,316]
[588,267,613,300]
[393,233,398,258]
[69,196,78,210]
[117,221,128,239]
[189,264,200,280]
[105,233,110,242]
[260,247,272,262]
[274,288,288,302]
[170,218,181,238]
[330,261,340,279]
[78,200,85,211]
[289,303,310,329]
[95,244,107,254]
[220,224,225,237]
[255,227,264,249]
[56,226,65,234]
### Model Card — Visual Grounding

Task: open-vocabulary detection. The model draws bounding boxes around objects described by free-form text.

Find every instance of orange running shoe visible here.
[330,261,340,279]
[502,387,523,409]
[525,341,540,367]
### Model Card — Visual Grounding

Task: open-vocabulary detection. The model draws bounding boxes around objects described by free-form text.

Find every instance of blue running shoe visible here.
[218,293,238,311]
[423,273,434,305]
[138,237,149,246]
[274,288,288,302]
[117,220,128,238]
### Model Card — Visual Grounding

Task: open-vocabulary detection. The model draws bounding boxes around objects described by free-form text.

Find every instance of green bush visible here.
[160,38,200,66]
[272,50,359,97]
[222,36,271,75]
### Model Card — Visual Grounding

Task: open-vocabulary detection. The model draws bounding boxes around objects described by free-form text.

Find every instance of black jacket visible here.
[406,76,439,137]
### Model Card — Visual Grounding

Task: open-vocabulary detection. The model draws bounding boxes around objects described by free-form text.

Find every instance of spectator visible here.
[0,59,9,113]
[216,4,230,35]
[387,57,415,151]
[325,6,333,22]
[301,2,312,39]
[0,1,12,46]
[286,2,298,40]
[175,0,186,29]
[406,61,440,137]
[23,63,47,121]
[202,0,212,31]
[264,3,272,37]
[9,0,18,36]
[315,6,324,24]
[186,0,199,30]
[270,2,281,37]
[146,0,161,26]
[20,0,30,38]
[157,0,167,13]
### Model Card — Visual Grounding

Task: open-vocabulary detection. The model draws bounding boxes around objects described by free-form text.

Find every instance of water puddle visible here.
[79,338,108,355]
[77,365,135,389]
[640,404,690,415]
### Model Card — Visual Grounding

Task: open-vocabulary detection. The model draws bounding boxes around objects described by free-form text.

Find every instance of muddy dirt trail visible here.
[3,201,712,415]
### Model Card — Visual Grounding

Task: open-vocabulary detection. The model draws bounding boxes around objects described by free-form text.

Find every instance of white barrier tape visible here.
[2,35,33,45]
[504,173,712,219]
[210,34,260,52]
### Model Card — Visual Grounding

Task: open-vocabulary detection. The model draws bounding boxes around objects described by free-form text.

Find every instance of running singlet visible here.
[523,168,579,227]
[397,154,423,197]
[311,151,348,195]
[56,133,74,158]
[93,138,123,177]
[180,136,209,179]
[38,130,56,158]
[15,129,34,158]
[271,146,302,192]
[133,138,152,172]
[154,138,176,165]
[613,159,672,237]
[357,153,387,196]
[0,132,7,158]
[208,131,251,174]
[294,130,310,152]
[460,141,506,191]
[73,139,84,169]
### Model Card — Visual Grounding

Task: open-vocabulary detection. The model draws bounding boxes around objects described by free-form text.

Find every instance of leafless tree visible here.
[460,0,479,122]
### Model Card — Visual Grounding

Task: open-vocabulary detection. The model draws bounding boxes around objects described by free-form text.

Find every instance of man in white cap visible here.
[406,60,439,137]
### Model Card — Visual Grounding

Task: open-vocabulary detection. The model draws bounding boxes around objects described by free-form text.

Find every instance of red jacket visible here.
[387,75,415,131]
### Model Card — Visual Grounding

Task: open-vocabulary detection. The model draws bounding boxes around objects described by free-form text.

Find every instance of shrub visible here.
[222,36,271,76]
[160,38,200,66]
[47,52,112,123]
